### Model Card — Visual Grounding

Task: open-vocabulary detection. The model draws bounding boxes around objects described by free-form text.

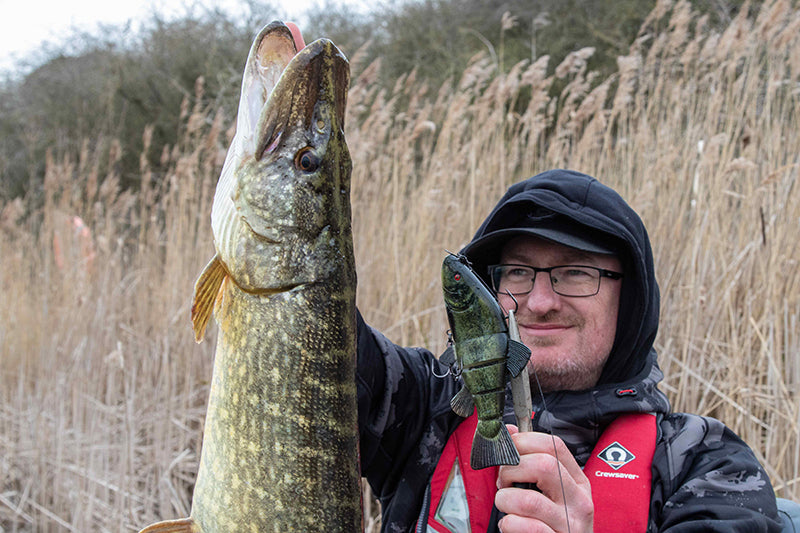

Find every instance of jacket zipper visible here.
[415,484,432,533]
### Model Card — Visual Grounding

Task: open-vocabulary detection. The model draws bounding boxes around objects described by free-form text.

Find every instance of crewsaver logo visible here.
[597,441,635,470]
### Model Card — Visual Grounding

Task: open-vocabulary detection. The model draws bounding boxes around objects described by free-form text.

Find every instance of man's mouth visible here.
[518,323,573,336]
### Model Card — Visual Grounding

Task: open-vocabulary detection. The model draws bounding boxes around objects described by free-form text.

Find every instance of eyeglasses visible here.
[487,264,623,298]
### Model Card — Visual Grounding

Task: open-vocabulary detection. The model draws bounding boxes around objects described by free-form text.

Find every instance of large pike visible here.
[138,21,361,532]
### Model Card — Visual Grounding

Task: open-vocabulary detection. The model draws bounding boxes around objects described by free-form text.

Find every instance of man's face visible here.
[496,235,623,392]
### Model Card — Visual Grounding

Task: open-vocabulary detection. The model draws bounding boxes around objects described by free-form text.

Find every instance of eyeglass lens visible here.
[491,265,603,297]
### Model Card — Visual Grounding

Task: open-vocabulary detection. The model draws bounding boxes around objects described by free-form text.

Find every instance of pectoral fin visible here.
[450,386,475,418]
[138,517,198,533]
[191,254,228,343]
[506,339,531,378]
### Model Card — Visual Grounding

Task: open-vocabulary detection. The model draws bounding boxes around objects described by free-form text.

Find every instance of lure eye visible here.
[295,148,320,173]
[454,274,461,281]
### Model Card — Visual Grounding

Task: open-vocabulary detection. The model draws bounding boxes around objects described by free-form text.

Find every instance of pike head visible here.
[210,21,351,295]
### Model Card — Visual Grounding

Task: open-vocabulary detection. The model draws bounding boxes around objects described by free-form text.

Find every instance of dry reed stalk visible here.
[2,1,800,530]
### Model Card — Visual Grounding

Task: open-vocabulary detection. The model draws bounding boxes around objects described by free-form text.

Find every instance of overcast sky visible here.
[0,0,351,74]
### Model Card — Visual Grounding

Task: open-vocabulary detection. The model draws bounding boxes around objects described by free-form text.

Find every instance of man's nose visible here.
[523,271,561,314]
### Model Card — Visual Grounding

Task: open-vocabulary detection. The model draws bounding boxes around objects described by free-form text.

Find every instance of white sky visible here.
[0,0,357,75]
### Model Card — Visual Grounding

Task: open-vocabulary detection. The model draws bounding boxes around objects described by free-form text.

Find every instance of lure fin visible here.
[450,386,475,418]
[506,339,532,378]
[191,254,228,343]
[439,345,456,368]
[138,517,198,533]
[470,423,520,470]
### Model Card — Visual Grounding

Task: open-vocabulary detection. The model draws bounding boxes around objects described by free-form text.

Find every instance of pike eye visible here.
[295,148,320,173]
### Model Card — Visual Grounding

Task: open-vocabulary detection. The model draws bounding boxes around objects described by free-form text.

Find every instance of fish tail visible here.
[138,517,199,533]
[470,423,520,470]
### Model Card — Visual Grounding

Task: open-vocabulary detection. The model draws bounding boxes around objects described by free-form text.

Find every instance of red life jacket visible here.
[424,411,657,533]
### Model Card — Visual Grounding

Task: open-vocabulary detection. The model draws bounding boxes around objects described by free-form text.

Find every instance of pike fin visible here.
[138,517,198,533]
[450,386,475,418]
[439,345,456,368]
[191,254,227,343]
[506,339,532,378]
[470,423,520,470]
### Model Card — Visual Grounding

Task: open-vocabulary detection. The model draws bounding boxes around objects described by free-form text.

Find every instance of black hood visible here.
[461,169,660,387]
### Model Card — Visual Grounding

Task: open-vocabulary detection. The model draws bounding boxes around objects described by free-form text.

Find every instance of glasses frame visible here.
[487,263,623,298]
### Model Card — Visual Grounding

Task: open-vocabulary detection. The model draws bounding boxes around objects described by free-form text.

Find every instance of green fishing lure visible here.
[440,253,531,470]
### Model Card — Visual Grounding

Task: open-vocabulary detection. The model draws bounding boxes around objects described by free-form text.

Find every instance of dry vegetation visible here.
[2,0,800,530]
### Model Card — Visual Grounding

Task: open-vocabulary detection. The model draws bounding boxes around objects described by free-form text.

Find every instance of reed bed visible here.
[2,0,799,530]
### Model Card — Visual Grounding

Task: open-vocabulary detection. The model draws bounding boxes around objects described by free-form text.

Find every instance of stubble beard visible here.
[527,354,603,392]
[522,311,604,393]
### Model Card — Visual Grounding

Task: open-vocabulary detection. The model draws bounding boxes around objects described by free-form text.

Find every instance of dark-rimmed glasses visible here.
[488,264,623,298]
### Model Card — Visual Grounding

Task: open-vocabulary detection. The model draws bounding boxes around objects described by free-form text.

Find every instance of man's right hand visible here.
[495,426,594,532]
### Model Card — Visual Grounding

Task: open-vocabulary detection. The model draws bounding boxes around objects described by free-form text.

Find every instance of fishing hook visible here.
[432,330,458,379]
[505,290,519,314]
[444,249,475,269]
[431,360,451,379]
[498,289,520,318]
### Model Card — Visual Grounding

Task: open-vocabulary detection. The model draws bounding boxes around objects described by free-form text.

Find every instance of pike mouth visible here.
[238,282,310,296]
[255,37,349,162]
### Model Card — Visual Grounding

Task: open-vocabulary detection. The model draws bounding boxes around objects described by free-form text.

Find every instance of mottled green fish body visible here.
[440,254,530,470]
[139,20,360,533]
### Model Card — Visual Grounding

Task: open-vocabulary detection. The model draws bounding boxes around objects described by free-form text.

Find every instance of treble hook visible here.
[431,360,451,378]
[505,290,519,313]
[432,330,457,379]
[498,289,520,317]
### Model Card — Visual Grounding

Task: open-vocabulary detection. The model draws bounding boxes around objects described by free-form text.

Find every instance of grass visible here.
[2,0,800,530]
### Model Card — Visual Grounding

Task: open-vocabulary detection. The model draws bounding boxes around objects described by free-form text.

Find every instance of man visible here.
[356,169,782,532]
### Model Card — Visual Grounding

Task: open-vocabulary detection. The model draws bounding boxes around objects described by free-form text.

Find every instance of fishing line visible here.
[502,291,571,533]
[529,363,572,533]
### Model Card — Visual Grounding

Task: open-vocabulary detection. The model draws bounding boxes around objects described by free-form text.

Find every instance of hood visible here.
[461,169,660,387]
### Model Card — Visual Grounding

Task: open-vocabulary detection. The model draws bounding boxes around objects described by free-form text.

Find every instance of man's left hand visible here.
[495,425,594,532]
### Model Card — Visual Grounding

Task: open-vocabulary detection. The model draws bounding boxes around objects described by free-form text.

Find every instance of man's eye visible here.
[506,268,530,278]
[563,268,592,278]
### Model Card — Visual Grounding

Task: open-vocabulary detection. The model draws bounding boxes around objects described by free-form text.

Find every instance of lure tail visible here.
[471,423,520,469]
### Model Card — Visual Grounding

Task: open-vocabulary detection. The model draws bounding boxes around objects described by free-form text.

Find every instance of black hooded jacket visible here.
[356,170,781,532]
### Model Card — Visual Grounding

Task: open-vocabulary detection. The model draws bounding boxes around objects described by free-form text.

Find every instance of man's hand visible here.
[495,426,594,532]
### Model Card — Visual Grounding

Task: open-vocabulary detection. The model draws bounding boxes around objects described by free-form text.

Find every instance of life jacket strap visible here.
[584,412,657,532]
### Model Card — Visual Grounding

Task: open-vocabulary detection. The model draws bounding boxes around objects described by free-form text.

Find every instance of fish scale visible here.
[193,285,360,531]
[138,20,361,533]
